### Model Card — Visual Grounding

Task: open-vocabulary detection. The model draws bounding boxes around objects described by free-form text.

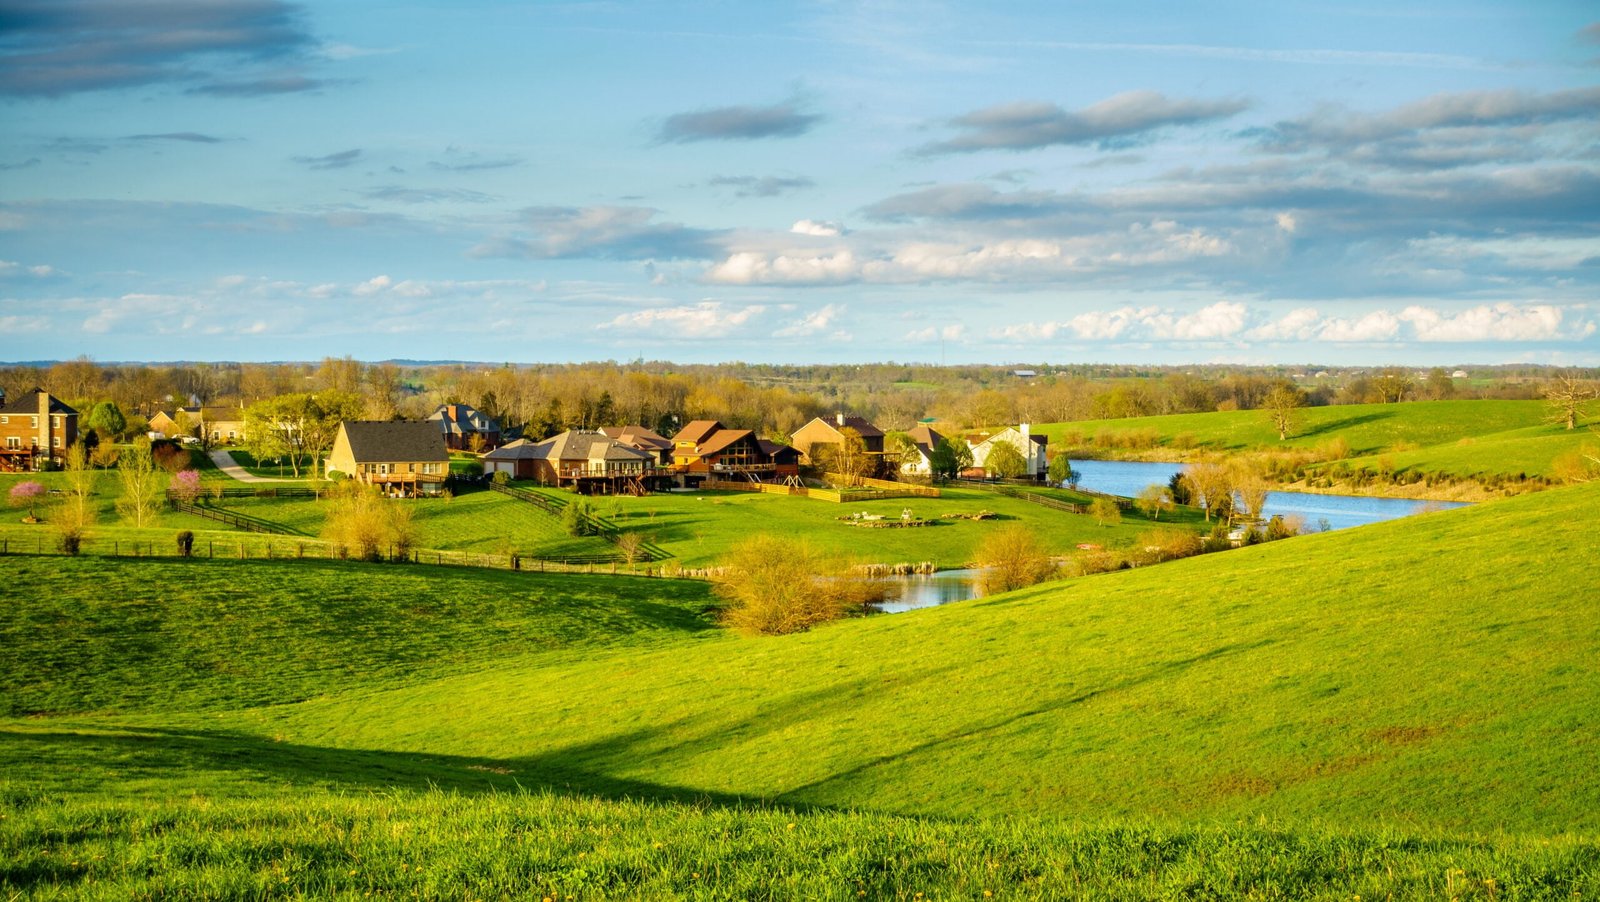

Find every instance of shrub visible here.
[712,535,862,636]
[974,524,1057,595]
[491,470,510,485]
[1135,528,1203,564]
[8,481,46,520]
[321,483,419,562]
[151,441,192,472]
[562,499,599,537]
[170,469,202,505]
[1089,497,1122,527]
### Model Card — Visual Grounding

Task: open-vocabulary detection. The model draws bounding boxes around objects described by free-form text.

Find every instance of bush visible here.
[1135,528,1203,564]
[491,470,510,485]
[712,535,862,636]
[974,524,1057,595]
[1089,497,1122,527]
[562,499,599,537]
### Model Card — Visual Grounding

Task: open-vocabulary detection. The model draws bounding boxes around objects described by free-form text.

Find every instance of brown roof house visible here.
[482,429,662,494]
[669,420,801,487]
[426,403,501,451]
[0,387,78,471]
[598,424,674,466]
[326,420,450,496]
[790,413,888,478]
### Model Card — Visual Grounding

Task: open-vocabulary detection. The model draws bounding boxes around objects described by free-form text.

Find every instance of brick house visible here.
[482,429,664,495]
[0,388,78,471]
[326,421,450,496]
[426,403,502,451]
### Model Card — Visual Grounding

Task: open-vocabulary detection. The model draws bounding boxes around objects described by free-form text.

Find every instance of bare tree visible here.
[1543,372,1598,430]
[712,535,865,635]
[1262,383,1306,441]
[115,438,164,528]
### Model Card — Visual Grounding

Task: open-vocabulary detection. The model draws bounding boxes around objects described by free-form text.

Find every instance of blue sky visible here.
[1,0,1597,366]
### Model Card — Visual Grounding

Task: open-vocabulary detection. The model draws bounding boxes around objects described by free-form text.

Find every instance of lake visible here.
[876,461,1469,613]
[1066,459,1470,532]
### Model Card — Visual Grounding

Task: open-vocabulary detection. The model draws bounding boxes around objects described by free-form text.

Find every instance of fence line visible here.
[486,480,669,563]
[821,472,941,497]
[170,500,303,535]
[0,533,701,580]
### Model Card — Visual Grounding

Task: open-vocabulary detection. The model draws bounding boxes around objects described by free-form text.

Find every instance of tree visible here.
[974,524,1057,595]
[170,469,203,505]
[1425,367,1456,400]
[616,531,647,565]
[928,438,972,479]
[54,443,96,554]
[885,431,923,474]
[1089,497,1122,528]
[245,391,363,478]
[1261,382,1306,441]
[1135,484,1173,521]
[1372,367,1414,404]
[712,534,863,635]
[1047,453,1077,487]
[983,440,1027,479]
[321,484,419,561]
[1232,466,1271,523]
[562,499,599,537]
[818,427,871,483]
[84,401,127,441]
[1543,372,1598,431]
[115,438,164,528]
[8,481,45,521]
[1183,460,1234,523]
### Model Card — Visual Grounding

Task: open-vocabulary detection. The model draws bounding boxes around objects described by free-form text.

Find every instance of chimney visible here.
[836,413,846,427]
[1020,423,1030,437]
[39,390,50,453]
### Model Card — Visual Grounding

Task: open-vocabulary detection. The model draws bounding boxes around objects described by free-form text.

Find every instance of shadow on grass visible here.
[1296,412,1393,444]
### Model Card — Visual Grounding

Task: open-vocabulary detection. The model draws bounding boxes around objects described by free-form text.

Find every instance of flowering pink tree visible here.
[9,481,46,520]
[171,469,202,505]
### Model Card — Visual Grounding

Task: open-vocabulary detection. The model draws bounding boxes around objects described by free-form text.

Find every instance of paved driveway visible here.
[207,449,302,483]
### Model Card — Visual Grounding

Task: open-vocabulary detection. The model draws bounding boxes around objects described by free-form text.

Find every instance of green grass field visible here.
[1040,399,1595,479]
[2,481,1597,896]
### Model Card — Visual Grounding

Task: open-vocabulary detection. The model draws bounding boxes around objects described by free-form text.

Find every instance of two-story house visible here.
[0,388,78,471]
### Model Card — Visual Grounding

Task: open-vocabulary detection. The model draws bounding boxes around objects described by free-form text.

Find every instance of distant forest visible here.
[2,358,1587,441]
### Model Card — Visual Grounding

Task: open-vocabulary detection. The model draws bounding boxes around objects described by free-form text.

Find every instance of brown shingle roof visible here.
[672,419,723,446]
[340,421,448,462]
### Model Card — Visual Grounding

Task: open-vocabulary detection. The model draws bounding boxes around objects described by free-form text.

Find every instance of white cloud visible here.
[1313,310,1402,342]
[353,275,393,296]
[597,302,767,338]
[705,250,859,285]
[774,304,844,337]
[1275,212,1298,233]
[1399,302,1590,342]
[1248,307,1322,340]
[791,219,843,237]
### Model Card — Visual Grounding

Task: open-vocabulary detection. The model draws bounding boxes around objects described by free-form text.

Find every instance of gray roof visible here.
[427,403,500,435]
[339,420,449,462]
[0,388,76,416]
[484,430,653,464]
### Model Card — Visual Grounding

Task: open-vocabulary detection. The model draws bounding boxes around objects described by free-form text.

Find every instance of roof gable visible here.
[672,419,724,446]
[0,388,76,417]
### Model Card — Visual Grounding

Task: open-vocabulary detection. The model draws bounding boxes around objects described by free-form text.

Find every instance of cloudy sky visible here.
[2,1,1598,366]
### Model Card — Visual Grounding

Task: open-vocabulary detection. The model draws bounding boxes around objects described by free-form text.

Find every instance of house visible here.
[148,405,247,444]
[896,424,947,477]
[0,387,78,471]
[965,424,1049,480]
[427,403,501,451]
[325,420,450,496]
[789,414,886,468]
[669,419,801,487]
[481,429,663,494]
[598,424,674,466]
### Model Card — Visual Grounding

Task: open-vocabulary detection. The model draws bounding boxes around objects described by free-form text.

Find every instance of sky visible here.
[1,0,1598,367]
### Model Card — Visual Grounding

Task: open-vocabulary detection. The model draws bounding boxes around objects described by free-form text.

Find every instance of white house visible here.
[967,423,1049,480]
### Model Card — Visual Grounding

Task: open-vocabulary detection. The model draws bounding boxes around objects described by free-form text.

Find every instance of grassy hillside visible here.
[5,482,1596,834]
[1040,399,1552,453]
[0,559,714,715]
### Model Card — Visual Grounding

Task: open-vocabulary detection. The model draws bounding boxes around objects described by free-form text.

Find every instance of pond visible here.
[1066,459,1469,532]
[875,460,1472,614]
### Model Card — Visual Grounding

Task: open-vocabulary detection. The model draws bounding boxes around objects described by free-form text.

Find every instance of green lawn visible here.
[3,482,1597,896]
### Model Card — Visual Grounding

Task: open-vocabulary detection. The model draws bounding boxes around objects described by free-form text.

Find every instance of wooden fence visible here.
[822,473,941,497]
[171,500,305,535]
[487,480,670,562]
[0,533,697,579]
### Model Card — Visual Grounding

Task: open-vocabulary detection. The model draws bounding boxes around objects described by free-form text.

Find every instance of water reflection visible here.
[875,568,984,614]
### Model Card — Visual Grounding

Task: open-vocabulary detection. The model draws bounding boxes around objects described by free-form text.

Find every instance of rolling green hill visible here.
[3,482,1597,897]
[1041,399,1594,480]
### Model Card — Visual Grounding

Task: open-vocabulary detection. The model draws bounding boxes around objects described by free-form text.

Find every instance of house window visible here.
[52,437,61,448]
[5,437,17,449]
[408,463,415,473]
[52,416,61,428]
[1,416,7,424]
[31,416,38,427]
[379,463,390,475]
